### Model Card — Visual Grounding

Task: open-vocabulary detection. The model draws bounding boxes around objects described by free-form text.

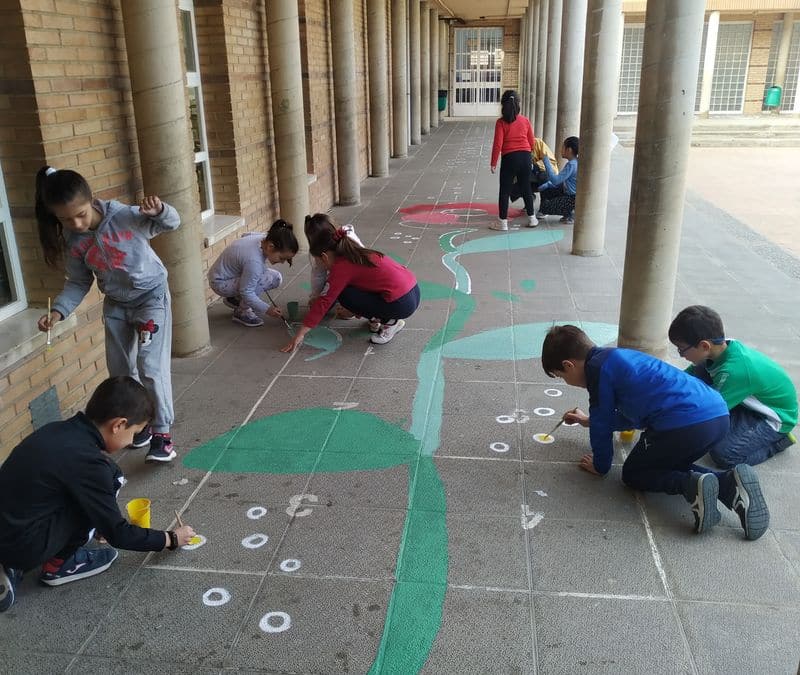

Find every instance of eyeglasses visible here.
[676,343,696,357]
[676,337,725,357]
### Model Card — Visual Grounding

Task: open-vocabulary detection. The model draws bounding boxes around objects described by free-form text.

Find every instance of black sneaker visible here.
[730,464,770,541]
[129,426,153,449]
[223,296,240,309]
[145,433,176,463]
[688,472,721,534]
[40,547,118,587]
[0,565,22,612]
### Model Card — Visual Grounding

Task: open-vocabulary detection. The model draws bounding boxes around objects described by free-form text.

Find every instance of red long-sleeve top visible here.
[303,254,418,328]
[490,115,535,168]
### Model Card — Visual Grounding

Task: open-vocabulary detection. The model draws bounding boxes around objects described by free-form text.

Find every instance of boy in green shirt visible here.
[669,305,797,469]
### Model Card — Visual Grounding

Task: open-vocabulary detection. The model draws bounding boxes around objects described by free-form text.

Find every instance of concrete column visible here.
[330,0,360,205]
[120,0,209,356]
[774,12,797,90]
[430,7,439,127]
[613,10,625,115]
[618,0,705,356]
[556,0,587,156]
[572,0,623,257]
[367,0,389,176]
[698,11,720,116]
[535,0,548,134]
[520,12,528,115]
[420,3,430,134]
[543,0,563,150]
[409,0,421,144]
[439,19,448,90]
[392,0,409,157]
[265,0,311,250]
[529,2,541,125]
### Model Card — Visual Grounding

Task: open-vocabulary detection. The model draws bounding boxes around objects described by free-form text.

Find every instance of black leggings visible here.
[338,284,421,323]
[498,151,534,219]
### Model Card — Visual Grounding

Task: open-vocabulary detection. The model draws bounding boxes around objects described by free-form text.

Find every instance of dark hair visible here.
[500,90,520,123]
[541,325,595,378]
[563,136,579,156]
[668,305,725,347]
[85,376,155,426]
[35,166,93,267]
[306,213,382,267]
[264,219,299,266]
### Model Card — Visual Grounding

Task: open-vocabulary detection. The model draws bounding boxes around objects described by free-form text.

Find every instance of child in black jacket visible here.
[0,376,195,612]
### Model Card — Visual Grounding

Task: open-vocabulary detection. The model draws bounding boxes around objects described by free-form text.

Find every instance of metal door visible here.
[452,27,504,116]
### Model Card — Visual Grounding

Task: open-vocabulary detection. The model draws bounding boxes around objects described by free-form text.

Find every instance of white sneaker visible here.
[526,214,539,228]
[370,319,405,344]
[490,219,508,231]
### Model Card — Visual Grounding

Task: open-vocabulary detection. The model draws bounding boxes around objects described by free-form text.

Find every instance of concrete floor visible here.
[2,120,799,674]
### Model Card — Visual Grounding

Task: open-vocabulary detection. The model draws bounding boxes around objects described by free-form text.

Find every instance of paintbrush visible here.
[174,510,184,527]
[264,289,294,335]
[542,407,580,440]
[46,297,52,349]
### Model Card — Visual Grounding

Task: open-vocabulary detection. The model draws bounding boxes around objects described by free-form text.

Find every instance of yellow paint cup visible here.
[126,498,151,528]
[620,430,636,443]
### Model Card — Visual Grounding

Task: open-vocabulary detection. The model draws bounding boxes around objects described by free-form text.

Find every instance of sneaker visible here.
[232,307,264,327]
[367,318,382,333]
[526,214,539,228]
[40,547,118,587]
[223,296,240,309]
[145,433,177,463]
[730,464,769,541]
[535,211,545,219]
[559,215,575,224]
[370,319,406,345]
[129,426,152,449]
[0,565,22,612]
[688,472,721,534]
[489,219,508,231]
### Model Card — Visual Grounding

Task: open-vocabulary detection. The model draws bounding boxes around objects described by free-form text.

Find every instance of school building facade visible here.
[0,0,798,461]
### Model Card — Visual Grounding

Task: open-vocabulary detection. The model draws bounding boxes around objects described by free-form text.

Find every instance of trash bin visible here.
[438,89,447,112]
[764,85,782,108]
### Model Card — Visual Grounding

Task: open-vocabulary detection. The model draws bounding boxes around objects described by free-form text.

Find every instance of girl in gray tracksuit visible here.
[35,166,179,463]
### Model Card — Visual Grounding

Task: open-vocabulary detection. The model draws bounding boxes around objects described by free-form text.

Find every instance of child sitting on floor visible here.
[538,136,579,224]
[541,325,770,540]
[280,223,420,351]
[207,220,298,327]
[669,305,797,468]
[0,377,196,613]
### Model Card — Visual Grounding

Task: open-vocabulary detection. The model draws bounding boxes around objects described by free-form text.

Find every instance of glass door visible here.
[453,27,504,116]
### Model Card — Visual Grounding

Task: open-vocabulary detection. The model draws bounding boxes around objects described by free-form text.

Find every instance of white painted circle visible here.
[393,232,402,235]
[496,415,515,424]
[533,407,555,417]
[259,611,291,633]
[181,534,207,550]
[544,388,563,397]
[390,236,400,240]
[489,441,510,453]
[533,433,555,445]
[241,533,269,549]
[202,588,231,607]
[279,558,302,572]
[247,506,267,520]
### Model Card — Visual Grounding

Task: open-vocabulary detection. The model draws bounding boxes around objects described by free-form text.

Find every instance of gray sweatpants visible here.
[208,268,283,314]
[104,289,174,433]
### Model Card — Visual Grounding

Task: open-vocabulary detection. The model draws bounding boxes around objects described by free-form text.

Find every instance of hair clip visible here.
[45,167,57,176]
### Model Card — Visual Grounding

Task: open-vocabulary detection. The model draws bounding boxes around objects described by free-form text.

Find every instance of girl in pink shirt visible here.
[281,216,420,352]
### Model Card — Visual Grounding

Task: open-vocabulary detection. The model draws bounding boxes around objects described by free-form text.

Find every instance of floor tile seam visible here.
[171,327,244,407]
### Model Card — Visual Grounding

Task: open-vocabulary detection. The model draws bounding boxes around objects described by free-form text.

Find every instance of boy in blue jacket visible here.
[541,325,770,540]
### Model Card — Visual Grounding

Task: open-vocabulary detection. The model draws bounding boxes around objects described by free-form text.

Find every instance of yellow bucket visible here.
[126,498,151,528]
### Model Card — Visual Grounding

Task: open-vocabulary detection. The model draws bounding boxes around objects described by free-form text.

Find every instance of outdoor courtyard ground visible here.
[1,120,799,674]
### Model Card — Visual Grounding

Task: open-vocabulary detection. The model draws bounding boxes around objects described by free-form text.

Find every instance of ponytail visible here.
[308,219,383,268]
[500,89,519,123]
[35,166,92,267]
[264,218,299,265]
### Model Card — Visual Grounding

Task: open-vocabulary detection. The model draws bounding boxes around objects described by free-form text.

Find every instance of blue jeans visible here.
[710,405,794,470]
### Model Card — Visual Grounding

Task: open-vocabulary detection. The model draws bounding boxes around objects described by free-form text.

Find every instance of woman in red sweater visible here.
[490,90,538,231]
[280,216,420,351]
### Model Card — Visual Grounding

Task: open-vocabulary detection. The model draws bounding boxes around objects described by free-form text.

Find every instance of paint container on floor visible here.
[287,301,299,322]
[126,498,151,528]
[620,430,636,443]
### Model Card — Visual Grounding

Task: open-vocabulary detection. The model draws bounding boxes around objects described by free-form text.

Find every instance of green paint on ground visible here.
[491,290,520,302]
[291,324,342,361]
[300,281,311,291]
[520,279,536,292]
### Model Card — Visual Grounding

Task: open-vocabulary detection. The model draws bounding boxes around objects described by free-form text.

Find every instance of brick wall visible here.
[745,12,780,113]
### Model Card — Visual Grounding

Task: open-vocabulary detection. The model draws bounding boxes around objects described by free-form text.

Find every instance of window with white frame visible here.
[179,0,213,219]
[702,22,753,113]
[0,161,26,321]
[617,24,644,114]
[764,20,800,112]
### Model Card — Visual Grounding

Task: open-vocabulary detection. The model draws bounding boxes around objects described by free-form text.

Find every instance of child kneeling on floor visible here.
[281,219,420,351]
[0,377,196,613]
[541,325,770,540]
[208,220,299,327]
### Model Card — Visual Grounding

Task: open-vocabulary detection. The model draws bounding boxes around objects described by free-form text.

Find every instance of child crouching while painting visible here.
[280,218,420,351]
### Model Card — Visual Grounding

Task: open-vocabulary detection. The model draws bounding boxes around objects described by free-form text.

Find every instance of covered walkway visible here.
[2,120,799,674]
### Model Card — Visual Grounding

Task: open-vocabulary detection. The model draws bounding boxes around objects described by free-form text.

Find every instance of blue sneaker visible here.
[0,565,22,612]
[40,547,118,587]
[688,472,721,534]
[731,464,770,541]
